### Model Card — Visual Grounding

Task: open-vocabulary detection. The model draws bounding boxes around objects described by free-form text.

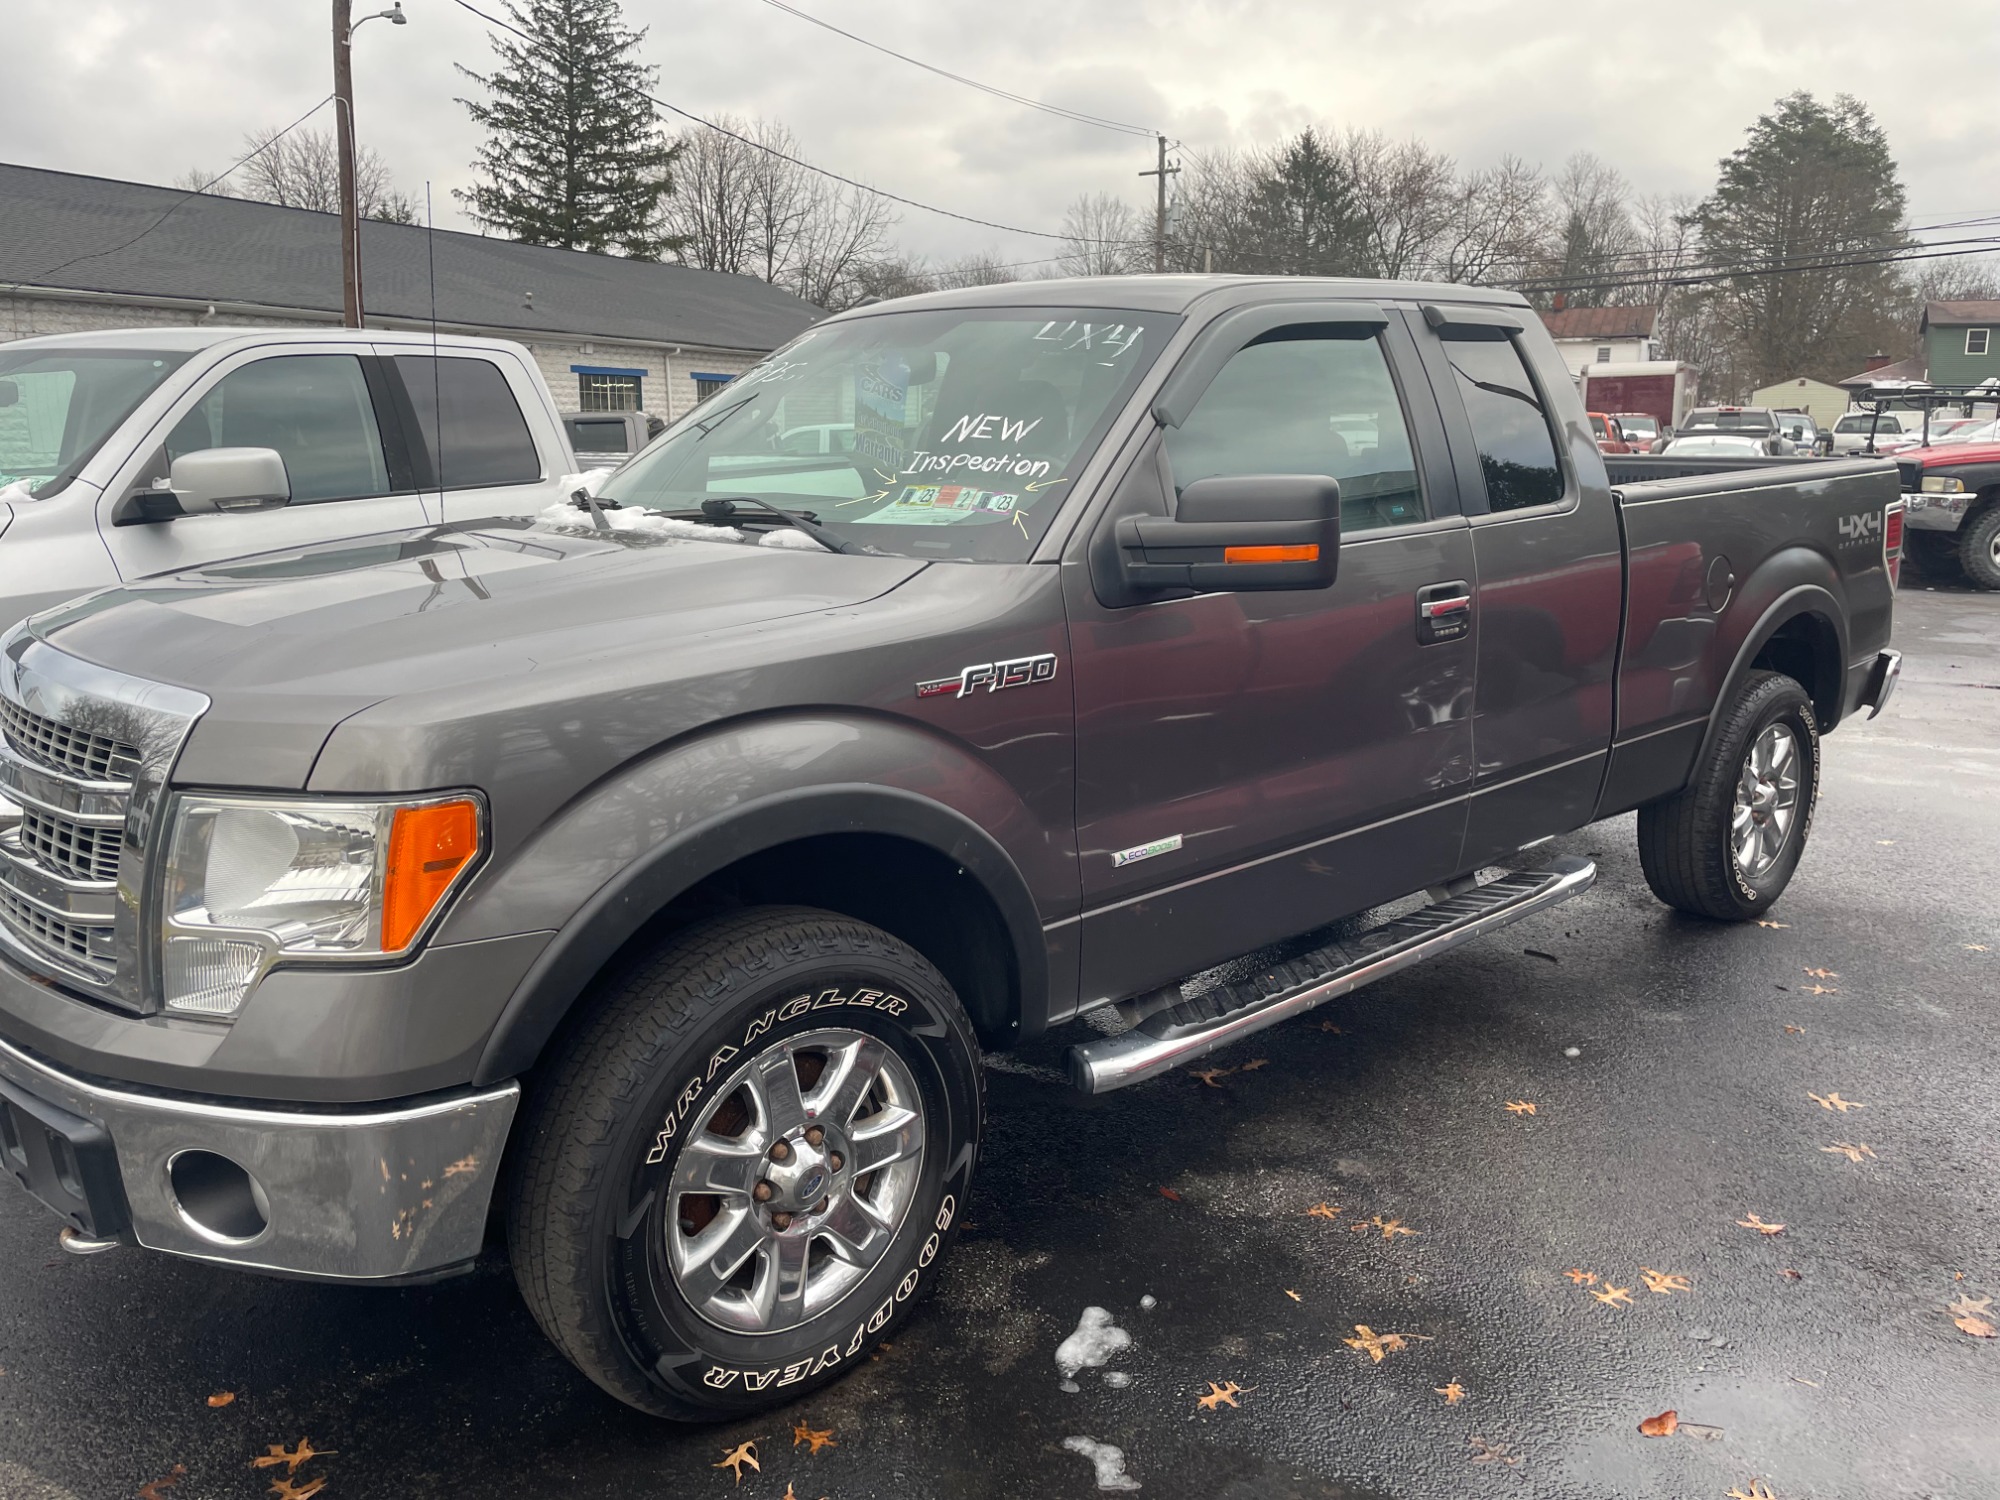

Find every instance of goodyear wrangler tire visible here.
[506,907,983,1420]
[1637,669,1820,921]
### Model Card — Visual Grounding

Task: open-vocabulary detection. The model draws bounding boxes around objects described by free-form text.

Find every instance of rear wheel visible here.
[1961,504,2000,591]
[507,907,983,1419]
[1638,670,1820,921]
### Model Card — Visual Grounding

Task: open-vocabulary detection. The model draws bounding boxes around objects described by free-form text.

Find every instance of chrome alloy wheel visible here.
[667,1028,925,1335]
[1732,722,1801,881]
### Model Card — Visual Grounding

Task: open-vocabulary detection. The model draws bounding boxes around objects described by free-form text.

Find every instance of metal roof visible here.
[0,161,822,353]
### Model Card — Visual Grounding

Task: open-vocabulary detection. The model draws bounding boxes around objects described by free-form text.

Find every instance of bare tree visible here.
[1343,131,1458,280]
[1435,155,1549,285]
[172,167,236,196]
[847,257,939,303]
[933,252,1021,289]
[659,114,763,275]
[1058,192,1144,276]
[788,178,897,311]
[1162,147,1254,272]
[234,125,417,222]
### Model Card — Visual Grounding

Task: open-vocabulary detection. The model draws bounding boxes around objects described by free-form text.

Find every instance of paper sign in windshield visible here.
[853,485,1020,526]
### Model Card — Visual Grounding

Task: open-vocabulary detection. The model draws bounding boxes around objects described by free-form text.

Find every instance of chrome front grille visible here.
[0,698,140,782]
[0,634,206,1010]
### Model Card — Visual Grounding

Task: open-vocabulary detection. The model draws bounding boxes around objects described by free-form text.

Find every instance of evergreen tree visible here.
[1243,130,1372,277]
[1695,93,1908,385]
[455,0,681,258]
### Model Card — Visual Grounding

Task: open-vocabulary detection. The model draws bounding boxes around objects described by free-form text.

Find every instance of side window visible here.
[394,356,541,489]
[1164,329,1425,533]
[1441,334,1565,513]
[165,354,389,504]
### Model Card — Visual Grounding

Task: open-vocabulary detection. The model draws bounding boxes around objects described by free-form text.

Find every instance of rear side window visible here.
[567,417,631,455]
[166,354,390,504]
[1165,328,1425,533]
[1441,334,1565,512]
[394,356,540,489]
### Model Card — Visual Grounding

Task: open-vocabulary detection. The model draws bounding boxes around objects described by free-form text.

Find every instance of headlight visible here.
[1921,476,1966,493]
[160,793,483,1018]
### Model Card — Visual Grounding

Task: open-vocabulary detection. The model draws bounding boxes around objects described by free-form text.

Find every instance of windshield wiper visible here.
[700,496,851,554]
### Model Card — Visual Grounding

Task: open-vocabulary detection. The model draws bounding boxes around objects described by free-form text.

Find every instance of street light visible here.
[333,1,409,328]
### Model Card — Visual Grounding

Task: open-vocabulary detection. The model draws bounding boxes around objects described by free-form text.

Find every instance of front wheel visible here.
[1961,504,2000,591]
[1638,670,1821,921]
[507,907,983,1419]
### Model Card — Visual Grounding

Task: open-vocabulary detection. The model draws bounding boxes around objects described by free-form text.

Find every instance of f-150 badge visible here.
[916,653,1059,700]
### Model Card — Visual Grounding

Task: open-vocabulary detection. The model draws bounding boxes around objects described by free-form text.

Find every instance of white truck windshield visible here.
[0,348,191,497]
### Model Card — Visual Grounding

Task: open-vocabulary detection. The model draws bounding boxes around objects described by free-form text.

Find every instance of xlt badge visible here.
[916,652,1059,700]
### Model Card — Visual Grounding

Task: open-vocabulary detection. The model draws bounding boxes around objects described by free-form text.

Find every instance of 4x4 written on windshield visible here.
[594,309,1175,562]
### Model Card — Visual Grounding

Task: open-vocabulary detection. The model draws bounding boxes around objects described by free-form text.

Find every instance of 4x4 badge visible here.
[916,653,1059,700]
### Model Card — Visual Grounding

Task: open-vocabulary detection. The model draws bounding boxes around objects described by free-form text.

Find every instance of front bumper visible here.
[1901,490,1969,532]
[0,1032,517,1280]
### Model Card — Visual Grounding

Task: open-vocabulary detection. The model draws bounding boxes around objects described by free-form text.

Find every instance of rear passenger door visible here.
[98,346,433,585]
[1403,306,1623,868]
[1064,306,1480,1001]
[385,352,567,525]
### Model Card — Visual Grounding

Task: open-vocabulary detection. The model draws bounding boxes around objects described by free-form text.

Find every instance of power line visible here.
[752,0,1156,139]
[11,95,336,290]
[450,0,1144,246]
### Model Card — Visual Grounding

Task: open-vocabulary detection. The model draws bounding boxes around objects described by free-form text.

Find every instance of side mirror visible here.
[1115,474,1340,594]
[169,447,291,514]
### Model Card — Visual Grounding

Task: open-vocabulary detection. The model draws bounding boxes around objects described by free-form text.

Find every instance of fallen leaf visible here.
[1808,1092,1866,1112]
[1755,920,1789,929]
[713,1441,761,1485]
[1197,1379,1251,1410]
[207,1392,235,1408]
[1342,1325,1430,1362]
[1780,1268,1802,1281]
[1954,1315,1996,1339]
[1804,984,1838,996]
[1319,1021,1344,1033]
[1305,1202,1341,1220]
[1564,1267,1598,1286]
[1158,1186,1183,1203]
[1737,1213,1786,1236]
[267,1480,326,1500]
[791,1421,837,1455]
[1639,1267,1693,1295]
[252,1441,333,1475]
[1727,1482,1778,1500]
[1790,1376,1818,1386]
[1591,1284,1634,1307]
[1820,1142,1876,1163]
[1283,1289,1301,1302]
[1240,1058,1270,1072]
[1966,944,1990,952]
[1803,967,1838,979]
[1784,1025,1806,1035]
[1435,1381,1466,1405]
[1504,1100,1537,1115]
[1466,1436,1522,1466]
[1350,1214,1418,1240]
[136,1465,186,1500]
[1190,1067,1234,1088]
[1637,1409,1678,1437]
[1947,1295,1992,1318]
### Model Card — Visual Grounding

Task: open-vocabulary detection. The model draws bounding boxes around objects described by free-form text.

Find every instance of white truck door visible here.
[97,345,433,586]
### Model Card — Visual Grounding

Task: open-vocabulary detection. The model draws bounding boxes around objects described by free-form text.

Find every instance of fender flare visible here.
[472,783,1049,1085]
[1694,578,1847,777]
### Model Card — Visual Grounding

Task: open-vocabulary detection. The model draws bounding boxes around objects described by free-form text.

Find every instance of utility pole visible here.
[333,0,363,327]
[1138,134,1179,274]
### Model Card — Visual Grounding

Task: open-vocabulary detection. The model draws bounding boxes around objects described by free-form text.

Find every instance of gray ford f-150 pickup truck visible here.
[0,277,1902,1420]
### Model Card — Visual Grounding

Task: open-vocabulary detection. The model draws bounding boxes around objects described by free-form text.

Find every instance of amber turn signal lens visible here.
[382,799,481,951]
[1223,543,1319,564]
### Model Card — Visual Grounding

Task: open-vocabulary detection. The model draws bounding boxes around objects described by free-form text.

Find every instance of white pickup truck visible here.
[0,327,580,627]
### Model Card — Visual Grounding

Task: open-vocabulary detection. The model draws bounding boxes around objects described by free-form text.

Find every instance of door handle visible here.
[1416,581,1471,644]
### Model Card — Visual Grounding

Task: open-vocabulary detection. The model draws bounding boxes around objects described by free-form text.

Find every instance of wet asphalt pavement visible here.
[3,582,1997,1500]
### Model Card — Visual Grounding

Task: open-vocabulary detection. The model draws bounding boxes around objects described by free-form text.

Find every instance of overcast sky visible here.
[7,0,1997,270]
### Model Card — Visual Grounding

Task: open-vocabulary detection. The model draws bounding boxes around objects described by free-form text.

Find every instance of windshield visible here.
[1684,409,1775,433]
[0,348,191,498]
[594,306,1177,562]
[1618,416,1659,437]
[1834,414,1893,433]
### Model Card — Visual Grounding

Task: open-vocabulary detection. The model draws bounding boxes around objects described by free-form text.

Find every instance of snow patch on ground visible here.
[1056,1306,1133,1380]
[1063,1437,1141,1492]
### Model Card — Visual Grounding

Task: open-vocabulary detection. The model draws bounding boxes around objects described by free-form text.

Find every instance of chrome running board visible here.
[1066,857,1596,1094]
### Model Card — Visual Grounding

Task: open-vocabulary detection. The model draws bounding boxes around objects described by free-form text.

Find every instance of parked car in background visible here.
[564,411,664,467]
[1829,410,1924,455]
[0,275,1902,1422]
[1678,407,1792,455]
[777,423,858,456]
[1588,411,1636,453]
[1913,415,1991,445]
[0,328,580,630]
[1611,412,1662,451]
[1896,436,2000,589]
[1660,433,1774,459]
[1775,412,1827,455]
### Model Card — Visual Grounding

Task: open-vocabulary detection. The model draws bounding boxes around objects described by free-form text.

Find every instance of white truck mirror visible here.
[169,448,291,514]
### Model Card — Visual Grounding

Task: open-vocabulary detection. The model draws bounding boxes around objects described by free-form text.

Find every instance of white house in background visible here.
[1538,305,1660,379]
[0,161,822,420]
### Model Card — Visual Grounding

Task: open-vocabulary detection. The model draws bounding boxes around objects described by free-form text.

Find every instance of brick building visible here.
[0,162,820,420]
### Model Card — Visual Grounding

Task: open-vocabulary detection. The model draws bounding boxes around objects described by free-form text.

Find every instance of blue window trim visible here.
[571,364,648,377]
[689,371,735,383]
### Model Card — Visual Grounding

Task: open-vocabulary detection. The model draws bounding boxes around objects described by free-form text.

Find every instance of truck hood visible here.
[26,516,928,784]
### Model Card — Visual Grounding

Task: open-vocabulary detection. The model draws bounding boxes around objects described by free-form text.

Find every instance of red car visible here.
[1588,411,1636,454]
[1894,436,2000,589]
